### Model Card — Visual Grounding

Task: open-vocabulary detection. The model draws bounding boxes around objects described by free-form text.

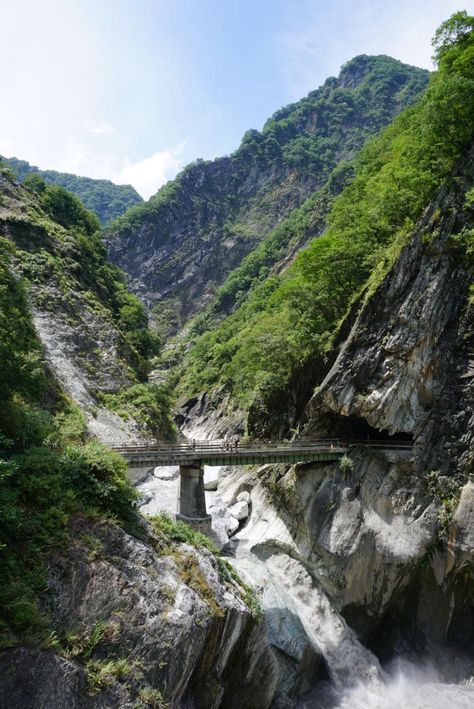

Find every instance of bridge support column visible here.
[176,463,212,535]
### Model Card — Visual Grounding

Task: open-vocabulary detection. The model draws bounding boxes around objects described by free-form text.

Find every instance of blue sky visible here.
[1,0,473,198]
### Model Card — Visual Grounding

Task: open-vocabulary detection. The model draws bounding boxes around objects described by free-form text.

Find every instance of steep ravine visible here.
[162,146,474,705]
[41,124,473,709]
[3,51,474,709]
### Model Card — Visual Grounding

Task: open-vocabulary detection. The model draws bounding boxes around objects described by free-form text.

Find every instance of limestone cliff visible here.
[105,56,428,335]
[0,518,277,708]
[202,144,474,704]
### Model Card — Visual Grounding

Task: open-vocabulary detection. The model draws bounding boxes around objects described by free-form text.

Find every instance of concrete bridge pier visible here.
[176,463,212,535]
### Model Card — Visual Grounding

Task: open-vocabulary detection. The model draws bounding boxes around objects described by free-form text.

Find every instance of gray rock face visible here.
[0,650,89,709]
[219,449,474,704]
[105,58,428,333]
[0,519,278,709]
[200,148,474,703]
[178,389,246,440]
[452,480,474,564]
[290,149,474,656]
[304,146,474,477]
[32,299,144,444]
[106,151,319,335]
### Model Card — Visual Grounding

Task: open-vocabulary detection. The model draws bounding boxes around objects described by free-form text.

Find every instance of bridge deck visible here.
[110,439,412,468]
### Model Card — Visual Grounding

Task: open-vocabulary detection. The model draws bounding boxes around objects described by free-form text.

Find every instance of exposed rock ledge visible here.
[0,518,277,709]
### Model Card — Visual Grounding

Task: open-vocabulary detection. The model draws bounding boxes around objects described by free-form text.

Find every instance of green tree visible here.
[432,11,474,71]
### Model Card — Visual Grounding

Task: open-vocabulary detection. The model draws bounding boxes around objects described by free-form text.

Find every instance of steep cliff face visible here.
[0,172,158,442]
[285,143,474,665]
[196,144,474,705]
[0,518,278,709]
[106,56,428,333]
[303,146,474,477]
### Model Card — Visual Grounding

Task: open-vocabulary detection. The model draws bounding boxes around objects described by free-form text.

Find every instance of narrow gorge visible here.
[1,10,474,709]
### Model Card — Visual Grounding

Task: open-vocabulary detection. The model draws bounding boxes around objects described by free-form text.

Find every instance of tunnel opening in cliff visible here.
[320,412,414,444]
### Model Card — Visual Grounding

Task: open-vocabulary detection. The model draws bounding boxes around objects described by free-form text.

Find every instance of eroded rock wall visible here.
[209,147,474,703]
[0,518,278,709]
[303,147,474,476]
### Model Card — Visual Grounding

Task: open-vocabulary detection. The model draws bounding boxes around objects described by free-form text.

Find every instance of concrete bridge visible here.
[111,438,412,533]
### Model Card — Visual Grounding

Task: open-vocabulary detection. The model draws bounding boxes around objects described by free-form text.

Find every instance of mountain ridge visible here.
[105,54,429,337]
[0,155,143,225]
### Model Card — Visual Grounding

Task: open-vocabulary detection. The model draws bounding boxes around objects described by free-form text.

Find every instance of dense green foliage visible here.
[14,177,159,376]
[24,173,101,234]
[0,178,162,644]
[176,14,474,416]
[98,383,176,440]
[0,256,137,642]
[0,241,44,405]
[2,156,142,224]
[250,54,428,175]
[108,55,427,245]
[0,430,138,643]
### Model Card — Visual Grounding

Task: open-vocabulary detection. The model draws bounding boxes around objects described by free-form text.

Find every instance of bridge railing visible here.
[106,438,413,458]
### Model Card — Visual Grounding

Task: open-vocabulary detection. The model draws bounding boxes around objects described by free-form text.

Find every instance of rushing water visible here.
[266,553,382,689]
[299,660,474,708]
[137,460,474,709]
[241,552,474,709]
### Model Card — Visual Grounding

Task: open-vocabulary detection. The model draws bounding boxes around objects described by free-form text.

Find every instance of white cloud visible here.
[112,142,187,199]
[61,141,93,171]
[46,140,187,199]
[85,120,116,136]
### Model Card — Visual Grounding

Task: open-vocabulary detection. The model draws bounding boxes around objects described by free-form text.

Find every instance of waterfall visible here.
[265,553,382,690]
[232,550,474,708]
[300,659,474,708]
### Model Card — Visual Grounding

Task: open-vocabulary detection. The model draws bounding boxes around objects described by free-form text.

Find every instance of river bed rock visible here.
[228,500,249,521]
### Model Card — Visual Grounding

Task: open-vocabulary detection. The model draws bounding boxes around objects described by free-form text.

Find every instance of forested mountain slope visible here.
[1,156,143,224]
[175,12,474,439]
[106,55,428,336]
[1,13,474,709]
[0,170,172,442]
[0,173,269,706]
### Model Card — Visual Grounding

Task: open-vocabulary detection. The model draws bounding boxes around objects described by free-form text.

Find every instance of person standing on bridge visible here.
[192,438,196,449]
